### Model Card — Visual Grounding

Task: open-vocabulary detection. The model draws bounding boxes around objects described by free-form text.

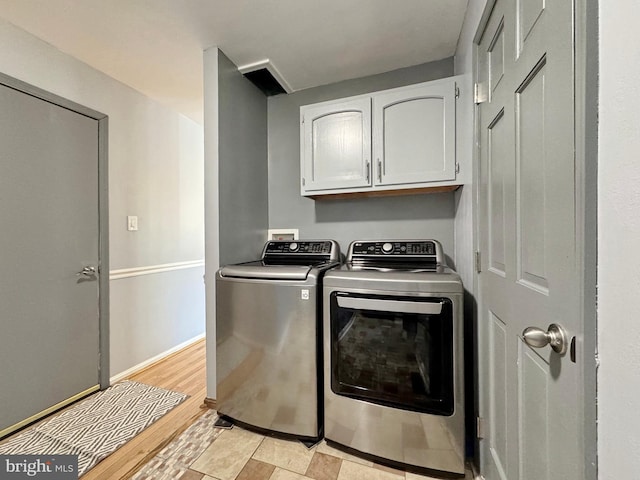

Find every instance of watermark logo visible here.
[0,456,77,479]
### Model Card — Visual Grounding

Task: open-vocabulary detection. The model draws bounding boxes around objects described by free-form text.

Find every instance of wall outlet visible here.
[127,215,138,231]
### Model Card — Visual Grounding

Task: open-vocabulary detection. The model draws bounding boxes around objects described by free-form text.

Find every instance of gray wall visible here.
[454,1,487,464]
[267,58,458,261]
[218,51,269,266]
[203,47,220,401]
[205,48,270,398]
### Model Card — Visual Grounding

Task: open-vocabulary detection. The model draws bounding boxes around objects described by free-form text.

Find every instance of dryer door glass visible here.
[329,292,454,416]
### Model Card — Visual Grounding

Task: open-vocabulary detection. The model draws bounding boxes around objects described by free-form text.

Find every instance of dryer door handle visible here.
[337,296,443,315]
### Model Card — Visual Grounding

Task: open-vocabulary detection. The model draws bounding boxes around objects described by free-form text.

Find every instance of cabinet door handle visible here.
[365,160,370,183]
[377,159,382,182]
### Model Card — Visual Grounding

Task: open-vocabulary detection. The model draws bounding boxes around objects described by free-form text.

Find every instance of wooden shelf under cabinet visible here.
[308,184,461,200]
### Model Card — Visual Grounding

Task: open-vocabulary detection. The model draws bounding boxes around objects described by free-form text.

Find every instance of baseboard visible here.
[204,397,217,410]
[110,333,206,384]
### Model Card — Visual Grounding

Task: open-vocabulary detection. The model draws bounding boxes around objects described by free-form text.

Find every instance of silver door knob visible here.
[522,323,568,355]
[77,266,97,277]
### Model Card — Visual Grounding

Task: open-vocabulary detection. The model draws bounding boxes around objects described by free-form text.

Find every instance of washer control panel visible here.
[264,240,337,256]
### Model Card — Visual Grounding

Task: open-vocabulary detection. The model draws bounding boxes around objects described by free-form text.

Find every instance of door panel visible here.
[313,112,364,179]
[301,98,371,191]
[478,0,581,478]
[488,312,508,480]
[516,59,548,292]
[489,20,505,94]
[381,97,445,179]
[517,0,545,51]
[0,83,100,436]
[487,108,507,275]
[372,81,456,186]
[518,342,550,480]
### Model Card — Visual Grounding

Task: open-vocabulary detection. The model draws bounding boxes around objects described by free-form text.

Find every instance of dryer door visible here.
[329,291,454,416]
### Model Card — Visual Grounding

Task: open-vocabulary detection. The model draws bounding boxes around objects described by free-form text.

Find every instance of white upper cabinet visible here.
[300,97,371,192]
[373,80,456,186]
[300,76,462,198]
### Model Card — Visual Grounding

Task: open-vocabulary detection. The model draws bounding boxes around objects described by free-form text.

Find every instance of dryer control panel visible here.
[349,240,444,266]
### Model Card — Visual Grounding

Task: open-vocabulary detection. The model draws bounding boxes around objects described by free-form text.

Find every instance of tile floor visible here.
[132,410,473,480]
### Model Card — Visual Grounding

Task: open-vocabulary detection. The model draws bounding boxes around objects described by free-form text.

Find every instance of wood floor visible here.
[83,338,208,480]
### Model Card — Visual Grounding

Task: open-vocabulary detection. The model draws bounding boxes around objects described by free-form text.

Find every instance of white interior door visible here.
[0,82,101,437]
[477,0,583,479]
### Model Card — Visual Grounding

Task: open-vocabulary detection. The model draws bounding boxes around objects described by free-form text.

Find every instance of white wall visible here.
[0,19,206,378]
[598,1,640,477]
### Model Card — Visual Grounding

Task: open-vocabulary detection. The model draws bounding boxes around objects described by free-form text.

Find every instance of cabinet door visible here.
[301,98,371,193]
[373,80,456,186]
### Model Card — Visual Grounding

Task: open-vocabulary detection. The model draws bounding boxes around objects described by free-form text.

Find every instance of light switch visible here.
[127,215,138,231]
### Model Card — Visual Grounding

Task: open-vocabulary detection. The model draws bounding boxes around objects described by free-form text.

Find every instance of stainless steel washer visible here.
[323,239,465,475]
[216,240,340,442]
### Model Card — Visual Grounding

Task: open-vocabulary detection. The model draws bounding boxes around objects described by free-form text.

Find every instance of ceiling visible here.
[0,0,468,124]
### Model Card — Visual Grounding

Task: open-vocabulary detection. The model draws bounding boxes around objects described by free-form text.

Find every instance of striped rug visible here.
[0,381,187,476]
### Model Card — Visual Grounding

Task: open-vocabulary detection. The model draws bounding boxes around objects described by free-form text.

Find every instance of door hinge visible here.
[474,82,488,104]
[302,178,306,187]
[477,417,486,439]
[475,251,482,273]
[455,85,460,99]
[455,162,460,174]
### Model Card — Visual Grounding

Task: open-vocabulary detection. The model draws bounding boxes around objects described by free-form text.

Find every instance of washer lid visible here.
[219,263,312,280]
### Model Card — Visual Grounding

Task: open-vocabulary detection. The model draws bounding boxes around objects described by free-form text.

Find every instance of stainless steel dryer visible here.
[216,240,340,443]
[323,239,464,475]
